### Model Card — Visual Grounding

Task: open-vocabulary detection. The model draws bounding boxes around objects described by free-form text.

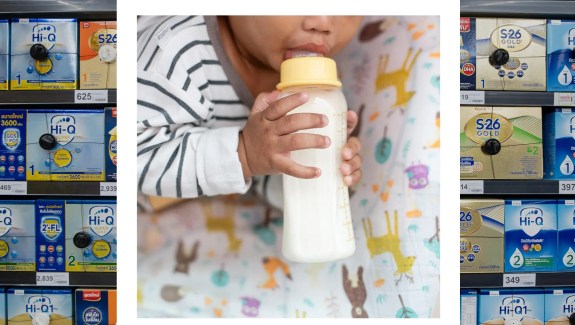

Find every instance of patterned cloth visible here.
[137,16,440,318]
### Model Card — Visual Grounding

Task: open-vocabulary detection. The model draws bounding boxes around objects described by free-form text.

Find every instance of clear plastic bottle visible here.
[276,57,355,263]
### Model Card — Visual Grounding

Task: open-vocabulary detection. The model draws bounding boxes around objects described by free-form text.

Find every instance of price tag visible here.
[36,272,69,286]
[503,273,536,287]
[460,180,484,194]
[0,181,27,195]
[559,181,575,194]
[74,90,108,104]
[554,93,575,106]
[100,182,117,196]
[460,91,485,105]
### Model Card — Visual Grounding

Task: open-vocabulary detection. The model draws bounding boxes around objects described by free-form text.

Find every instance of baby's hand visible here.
[341,110,362,186]
[239,91,330,179]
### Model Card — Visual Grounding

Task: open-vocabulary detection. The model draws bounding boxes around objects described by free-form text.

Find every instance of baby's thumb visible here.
[251,90,280,115]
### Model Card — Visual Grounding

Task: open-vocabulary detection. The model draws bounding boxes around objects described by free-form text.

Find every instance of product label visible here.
[36,200,65,272]
[0,110,26,181]
[505,200,557,272]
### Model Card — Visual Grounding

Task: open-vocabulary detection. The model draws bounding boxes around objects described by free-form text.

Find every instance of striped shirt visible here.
[137,16,258,198]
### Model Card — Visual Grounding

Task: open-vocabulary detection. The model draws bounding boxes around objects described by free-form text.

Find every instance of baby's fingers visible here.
[343,169,362,186]
[274,156,320,179]
[340,154,362,176]
[346,110,358,137]
[342,137,361,160]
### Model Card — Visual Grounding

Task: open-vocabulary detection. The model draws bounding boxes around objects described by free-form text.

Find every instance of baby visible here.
[137,16,363,208]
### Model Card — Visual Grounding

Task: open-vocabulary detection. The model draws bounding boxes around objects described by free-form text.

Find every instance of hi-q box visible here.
[6,288,73,325]
[476,18,547,91]
[26,109,105,181]
[10,18,77,90]
[66,200,116,272]
[461,17,476,90]
[545,288,575,324]
[558,200,575,272]
[35,199,65,272]
[547,20,575,91]
[79,21,117,89]
[0,200,35,271]
[460,106,543,179]
[478,288,545,325]
[504,199,557,273]
[0,19,8,91]
[544,108,575,179]
[0,110,26,181]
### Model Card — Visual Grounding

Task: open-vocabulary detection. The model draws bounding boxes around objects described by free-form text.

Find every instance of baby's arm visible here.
[137,72,249,198]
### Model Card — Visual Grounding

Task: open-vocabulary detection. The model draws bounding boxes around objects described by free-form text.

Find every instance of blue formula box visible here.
[545,288,575,323]
[35,199,65,272]
[478,289,545,324]
[0,110,26,181]
[26,109,105,181]
[504,199,557,272]
[66,200,116,272]
[460,17,476,90]
[0,200,35,272]
[460,289,477,325]
[105,107,116,182]
[6,288,72,324]
[10,18,77,90]
[558,200,575,271]
[0,19,8,90]
[0,288,5,325]
[547,20,575,91]
[544,108,575,179]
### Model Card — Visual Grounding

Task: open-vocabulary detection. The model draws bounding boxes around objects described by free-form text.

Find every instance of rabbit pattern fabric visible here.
[138,16,440,318]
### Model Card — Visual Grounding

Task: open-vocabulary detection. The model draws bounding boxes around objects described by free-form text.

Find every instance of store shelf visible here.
[0,272,116,287]
[0,0,116,18]
[460,91,575,107]
[461,0,575,19]
[460,180,575,195]
[0,90,116,105]
[461,272,575,288]
[0,181,116,196]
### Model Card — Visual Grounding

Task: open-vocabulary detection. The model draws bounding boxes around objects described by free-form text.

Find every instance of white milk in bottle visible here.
[277,56,355,263]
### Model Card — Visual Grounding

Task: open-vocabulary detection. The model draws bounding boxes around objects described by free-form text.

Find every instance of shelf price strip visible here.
[36,272,70,286]
[460,180,484,194]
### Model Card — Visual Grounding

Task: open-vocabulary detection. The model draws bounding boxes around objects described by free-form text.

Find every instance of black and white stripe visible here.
[137,16,251,198]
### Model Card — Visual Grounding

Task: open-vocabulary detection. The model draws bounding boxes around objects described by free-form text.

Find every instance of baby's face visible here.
[227,16,362,72]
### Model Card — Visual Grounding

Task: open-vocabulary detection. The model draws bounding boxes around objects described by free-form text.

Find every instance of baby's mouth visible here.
[284,50,325,59]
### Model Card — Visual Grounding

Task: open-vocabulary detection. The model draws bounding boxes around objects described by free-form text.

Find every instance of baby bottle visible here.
[276,56,355,263]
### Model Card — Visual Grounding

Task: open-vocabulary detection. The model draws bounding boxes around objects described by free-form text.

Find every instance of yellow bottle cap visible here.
[276,57,342,90]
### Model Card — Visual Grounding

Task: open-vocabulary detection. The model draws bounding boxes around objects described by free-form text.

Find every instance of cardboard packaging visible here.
[461,289,478,325]
[26,109,105,181]
[476,18,547,91]
[460,199,504,273]
[79,21,117,89]
[558,200,575,272]
[66,200,116,272]
[544,108,575,179]
[461,106,543,179]
[75,289,117,325]
[544,288,575,324]
[35,199,65,272]
[105,107,116,182]
[10,18,77,90]
[461,17,476,90]
[478,288,545,325]
[0,200,35,271]
[0,110,26,181]
[505,199,557,272]
[7,288,73,325]
[0,20,8,90]
[547,19,575,91]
